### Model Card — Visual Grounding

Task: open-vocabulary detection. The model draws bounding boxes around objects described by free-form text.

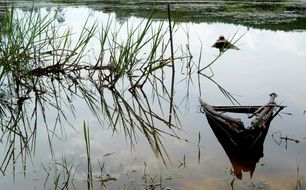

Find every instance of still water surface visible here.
[1,3,306,190]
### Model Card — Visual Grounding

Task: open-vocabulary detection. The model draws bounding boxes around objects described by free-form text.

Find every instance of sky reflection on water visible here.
[1,6,306,190]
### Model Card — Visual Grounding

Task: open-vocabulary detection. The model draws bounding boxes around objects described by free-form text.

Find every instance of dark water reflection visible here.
[1,3,306,190]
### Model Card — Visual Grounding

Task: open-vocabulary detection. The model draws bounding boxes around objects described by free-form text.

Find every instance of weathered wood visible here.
[199,99,243,124]
[210,106,261,113]
[199,93,285,180]
[209,105,285,114]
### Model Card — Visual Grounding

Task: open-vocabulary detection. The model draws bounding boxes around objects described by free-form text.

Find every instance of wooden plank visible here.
[211,106,261,113]
[211,105,286,114]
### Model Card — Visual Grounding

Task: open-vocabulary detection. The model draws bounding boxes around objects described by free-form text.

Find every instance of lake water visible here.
[1,2,306,190]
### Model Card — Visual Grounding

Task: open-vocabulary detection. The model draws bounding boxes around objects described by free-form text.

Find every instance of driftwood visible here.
[199,93,285,179]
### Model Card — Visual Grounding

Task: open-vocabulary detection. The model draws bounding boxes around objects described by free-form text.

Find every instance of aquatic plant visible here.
[0,5,193,174]
[0,3,241,178]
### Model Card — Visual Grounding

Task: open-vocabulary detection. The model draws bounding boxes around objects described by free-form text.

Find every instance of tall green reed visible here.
[0,5,191,173]
[0,3,241,176]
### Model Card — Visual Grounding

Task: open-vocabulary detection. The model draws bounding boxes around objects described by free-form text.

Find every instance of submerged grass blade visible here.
[83,121,93,190]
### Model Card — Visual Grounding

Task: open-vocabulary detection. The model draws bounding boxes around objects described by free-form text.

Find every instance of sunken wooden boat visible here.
[199,93,285,179]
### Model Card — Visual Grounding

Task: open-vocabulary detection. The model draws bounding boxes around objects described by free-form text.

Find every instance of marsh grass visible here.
[0,5,194,174]
[0,3,241,179]
[41,155,79,190]
[142,162,163,190]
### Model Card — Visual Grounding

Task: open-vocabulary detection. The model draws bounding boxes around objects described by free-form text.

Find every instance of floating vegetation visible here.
[81,0,306,31]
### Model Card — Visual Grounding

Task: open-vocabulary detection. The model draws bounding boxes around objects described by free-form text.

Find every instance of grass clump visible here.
[0,3,240,178]
[0,5,193,174]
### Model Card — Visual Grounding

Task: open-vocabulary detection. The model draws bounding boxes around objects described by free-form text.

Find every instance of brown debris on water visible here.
[212,35,240,52]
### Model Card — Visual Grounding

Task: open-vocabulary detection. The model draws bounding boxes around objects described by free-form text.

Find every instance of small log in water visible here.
[201,104,284,115]
[211,106,261,113]
[251,93,278,127]
[199,98,244,128]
